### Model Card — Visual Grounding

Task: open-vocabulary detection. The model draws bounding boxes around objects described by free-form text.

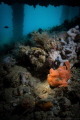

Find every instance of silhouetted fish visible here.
[3,26,9,28]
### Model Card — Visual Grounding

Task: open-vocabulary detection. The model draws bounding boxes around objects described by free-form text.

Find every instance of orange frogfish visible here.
[47,61,72,87]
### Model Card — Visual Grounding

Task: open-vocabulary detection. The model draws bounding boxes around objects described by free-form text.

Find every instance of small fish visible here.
[3,26,9,28]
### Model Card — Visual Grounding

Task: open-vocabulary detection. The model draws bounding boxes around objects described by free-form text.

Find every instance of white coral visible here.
[67,25,80,40]
[49,49,60,61]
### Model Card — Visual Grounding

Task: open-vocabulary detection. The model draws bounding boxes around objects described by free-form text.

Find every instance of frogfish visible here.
[47,61,72,87]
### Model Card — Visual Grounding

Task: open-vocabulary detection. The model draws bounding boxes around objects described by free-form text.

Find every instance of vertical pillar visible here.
[12,3,24,41]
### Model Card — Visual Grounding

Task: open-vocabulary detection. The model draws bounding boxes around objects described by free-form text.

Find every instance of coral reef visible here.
[19,45,30,56]
[3,56,16,71]
[67,25,80,40]
[31,31,52,51]
[18,46,47,70]
[3,66,31,87]
[27,47,47,69]
[61,37,77,67]
[47,26,80,68]
[0,24,80,120]
[18,71,31,85]
[14,25,80,73]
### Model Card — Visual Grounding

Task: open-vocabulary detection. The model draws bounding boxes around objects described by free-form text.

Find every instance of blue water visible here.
[0,2,79,45]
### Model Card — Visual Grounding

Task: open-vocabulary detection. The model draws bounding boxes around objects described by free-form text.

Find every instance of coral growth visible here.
[18,45,30,57]
[47,26,80,68]
[31,31,52,51]
[18,71,30,85]
[67,25,80,40]
[47,61,72,87]
[3,56,16,69]
[27,47,47,69]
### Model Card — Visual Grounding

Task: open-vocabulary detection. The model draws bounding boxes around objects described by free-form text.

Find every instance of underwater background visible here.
[0,2,80,45]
